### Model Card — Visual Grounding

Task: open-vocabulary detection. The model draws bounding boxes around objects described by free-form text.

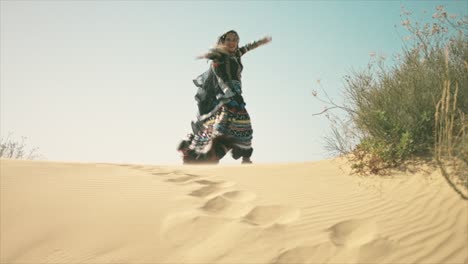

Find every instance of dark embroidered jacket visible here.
[193,40,264,122]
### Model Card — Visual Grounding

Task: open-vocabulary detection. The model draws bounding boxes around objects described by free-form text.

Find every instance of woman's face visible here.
[223,32,239,53]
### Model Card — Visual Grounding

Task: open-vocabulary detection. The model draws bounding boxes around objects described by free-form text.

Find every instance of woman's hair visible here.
[217,30,239,45]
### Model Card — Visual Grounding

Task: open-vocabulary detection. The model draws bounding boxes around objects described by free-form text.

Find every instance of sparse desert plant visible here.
[0,133,42,160]
[313,5,467,185]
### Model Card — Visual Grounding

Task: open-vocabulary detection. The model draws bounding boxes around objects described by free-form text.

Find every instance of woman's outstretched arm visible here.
[195,46,230,60]
[239,36,272,56]
[195,36,271,59]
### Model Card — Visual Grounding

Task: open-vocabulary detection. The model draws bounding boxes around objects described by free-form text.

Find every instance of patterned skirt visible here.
[177,104,253,164]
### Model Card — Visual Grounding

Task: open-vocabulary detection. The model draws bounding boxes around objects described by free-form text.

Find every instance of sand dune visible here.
[1,159,466,264]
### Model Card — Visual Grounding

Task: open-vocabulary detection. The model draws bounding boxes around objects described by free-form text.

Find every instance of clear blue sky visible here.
[1,0,466,164]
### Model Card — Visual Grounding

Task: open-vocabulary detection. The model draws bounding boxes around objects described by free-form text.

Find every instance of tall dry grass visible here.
[434,48,467,197]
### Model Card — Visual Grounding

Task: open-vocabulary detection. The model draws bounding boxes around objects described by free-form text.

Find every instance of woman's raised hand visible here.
[260,36,272,45]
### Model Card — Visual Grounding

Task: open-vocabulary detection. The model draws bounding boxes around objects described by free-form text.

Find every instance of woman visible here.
[177,30,272,164]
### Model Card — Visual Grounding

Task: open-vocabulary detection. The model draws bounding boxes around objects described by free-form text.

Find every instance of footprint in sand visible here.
[357,237,398,263]
[119,164,141,170]
[190,181,236,199]
[194,179,218,185]
[201,191,257,218]
[151,169,186,176]
[129,165,146,170]
[273,242,337,264]
[274,239,398,264]
[326,218,378,248]
[152,172,177,177]
[243,205,301,227]
[222,190,257,203]
[161,213,232,247]
[152,170,208,184]
[166,174,200,184]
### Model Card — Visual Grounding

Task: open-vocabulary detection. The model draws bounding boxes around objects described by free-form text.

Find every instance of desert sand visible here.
[1,158,467,264]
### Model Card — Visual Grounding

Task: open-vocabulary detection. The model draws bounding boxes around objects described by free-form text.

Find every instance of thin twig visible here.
[437,159,468,200]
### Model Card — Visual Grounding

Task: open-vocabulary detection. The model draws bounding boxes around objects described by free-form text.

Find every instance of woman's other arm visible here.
[239,36,272,56]
[195,46,230,60]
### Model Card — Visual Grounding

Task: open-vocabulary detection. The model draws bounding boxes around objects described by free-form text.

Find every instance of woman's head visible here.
[217,30,239,53]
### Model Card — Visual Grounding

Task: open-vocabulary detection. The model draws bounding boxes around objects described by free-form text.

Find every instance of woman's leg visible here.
[232,147,253,164]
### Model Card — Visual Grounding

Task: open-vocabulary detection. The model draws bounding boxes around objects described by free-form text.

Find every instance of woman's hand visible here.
[260,36,272,45]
